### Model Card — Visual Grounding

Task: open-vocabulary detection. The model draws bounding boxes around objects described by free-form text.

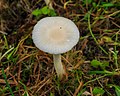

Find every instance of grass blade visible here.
[2,68,14,96]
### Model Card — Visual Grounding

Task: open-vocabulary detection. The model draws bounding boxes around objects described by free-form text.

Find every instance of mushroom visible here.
[32,17,79,79]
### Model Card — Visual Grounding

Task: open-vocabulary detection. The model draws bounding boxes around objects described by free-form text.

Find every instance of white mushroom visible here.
[32,17,79,79]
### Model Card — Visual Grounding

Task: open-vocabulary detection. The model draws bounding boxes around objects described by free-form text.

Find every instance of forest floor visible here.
[0,0,120,96]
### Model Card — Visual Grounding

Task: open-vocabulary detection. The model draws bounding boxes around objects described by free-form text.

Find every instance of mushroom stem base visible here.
[53,54,65,79]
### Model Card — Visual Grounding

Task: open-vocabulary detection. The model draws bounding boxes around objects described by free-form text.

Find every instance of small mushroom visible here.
[32,17,79,79]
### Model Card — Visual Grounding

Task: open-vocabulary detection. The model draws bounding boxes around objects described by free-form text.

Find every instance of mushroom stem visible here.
[53,54,65,79]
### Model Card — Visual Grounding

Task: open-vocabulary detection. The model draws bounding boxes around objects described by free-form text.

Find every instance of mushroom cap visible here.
[32,17,80,54]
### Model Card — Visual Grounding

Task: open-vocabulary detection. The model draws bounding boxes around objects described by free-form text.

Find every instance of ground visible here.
[0,0,120,96]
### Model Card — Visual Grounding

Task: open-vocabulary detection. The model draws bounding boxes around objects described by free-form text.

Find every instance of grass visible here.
[0,0,120,96]
[2,68,14,96]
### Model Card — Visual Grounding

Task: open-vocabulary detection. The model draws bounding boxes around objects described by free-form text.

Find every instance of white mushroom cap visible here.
[32,17,79,54]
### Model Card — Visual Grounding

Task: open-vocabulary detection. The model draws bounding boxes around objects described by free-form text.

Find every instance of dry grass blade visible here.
[0,79,16,85]
[73,81,83,96]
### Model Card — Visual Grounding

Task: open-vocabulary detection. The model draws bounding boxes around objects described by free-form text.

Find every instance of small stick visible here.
[44,0,54,9]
